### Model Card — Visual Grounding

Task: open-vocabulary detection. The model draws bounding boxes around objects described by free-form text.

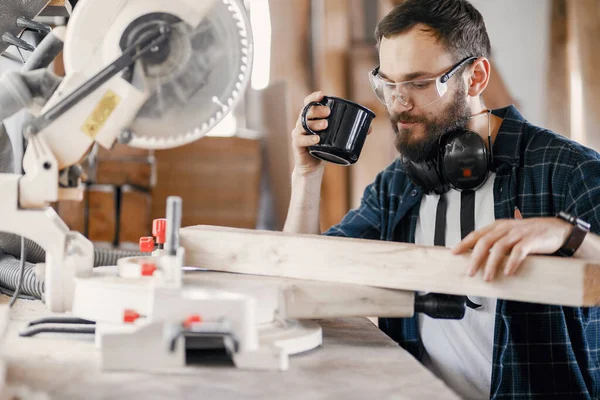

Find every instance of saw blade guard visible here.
[63,0,253,149]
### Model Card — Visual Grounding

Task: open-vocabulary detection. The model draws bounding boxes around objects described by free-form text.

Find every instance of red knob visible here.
[183,314,203,328]
[123,309,141,323]
[152,218,167,244]
[139,236,154,253]
[141,263,157,276]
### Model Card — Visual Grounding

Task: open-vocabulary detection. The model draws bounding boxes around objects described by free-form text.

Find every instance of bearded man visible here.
[283,0,600,398]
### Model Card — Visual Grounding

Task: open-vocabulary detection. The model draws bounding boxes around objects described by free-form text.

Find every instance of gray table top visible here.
[1,298,458,400]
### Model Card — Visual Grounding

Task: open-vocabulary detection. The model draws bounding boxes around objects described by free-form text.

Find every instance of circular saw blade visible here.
[126,0,253,149]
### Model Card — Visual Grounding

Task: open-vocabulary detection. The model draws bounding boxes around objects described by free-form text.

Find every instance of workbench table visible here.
[1,297,458,399]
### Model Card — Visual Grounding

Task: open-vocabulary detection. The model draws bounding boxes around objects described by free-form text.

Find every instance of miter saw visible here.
[0,0,328,371]
[0,0,254,310]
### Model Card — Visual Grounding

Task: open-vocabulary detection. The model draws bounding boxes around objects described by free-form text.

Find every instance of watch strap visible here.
[557,211,590,257]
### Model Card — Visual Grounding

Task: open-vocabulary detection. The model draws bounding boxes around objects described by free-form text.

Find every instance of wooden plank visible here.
[269,0,311,134]
[94,159,154,188]
[566,0,600,151]
[40,0,71,17]
[180,225,600,307]
[118,185,151,245]
[247,83,292,230]
[152,137,261,229]
[545,0,570,136]
[347,44,397,209]
[282,280,414,318]
[54,51,65,77]
[87,184,116,244]
[348,0,367,43]
[56,197,86,234]
[266,0,312,229]
[311,0,351,231]
[96,143,151,160]
[185,271,415,319]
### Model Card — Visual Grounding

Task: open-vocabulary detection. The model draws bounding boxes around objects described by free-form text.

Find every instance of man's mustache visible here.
[390,112,428,126]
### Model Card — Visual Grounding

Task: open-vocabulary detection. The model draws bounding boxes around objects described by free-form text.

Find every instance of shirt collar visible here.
[491,105,526,168]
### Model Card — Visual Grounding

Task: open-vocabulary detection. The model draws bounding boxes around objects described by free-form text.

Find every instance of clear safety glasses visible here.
[368,56,477,109]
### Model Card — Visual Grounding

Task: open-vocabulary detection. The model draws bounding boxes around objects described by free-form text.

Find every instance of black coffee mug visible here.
[301,96,375,165]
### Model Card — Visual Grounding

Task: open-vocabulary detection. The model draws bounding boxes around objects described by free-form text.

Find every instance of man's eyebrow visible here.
[378,69,433,82]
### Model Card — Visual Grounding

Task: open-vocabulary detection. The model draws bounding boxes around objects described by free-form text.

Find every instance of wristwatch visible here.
[556,211,590,257]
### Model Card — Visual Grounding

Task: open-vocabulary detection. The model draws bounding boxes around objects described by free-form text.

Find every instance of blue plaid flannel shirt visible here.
[324,105,600,399]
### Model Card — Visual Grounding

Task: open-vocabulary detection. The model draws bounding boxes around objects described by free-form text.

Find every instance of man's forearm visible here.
[283,168,325,234]
[574,232,600,260]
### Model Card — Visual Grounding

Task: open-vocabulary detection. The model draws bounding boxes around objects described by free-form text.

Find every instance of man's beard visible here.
[391,85,471,162]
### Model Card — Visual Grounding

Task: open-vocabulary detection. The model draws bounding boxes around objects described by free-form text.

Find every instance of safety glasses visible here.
[368,56,477,108]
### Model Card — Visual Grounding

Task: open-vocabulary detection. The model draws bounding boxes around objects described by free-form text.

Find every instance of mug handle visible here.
[301,97,329,135]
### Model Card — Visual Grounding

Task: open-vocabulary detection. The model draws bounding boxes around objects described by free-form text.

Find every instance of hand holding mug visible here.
[291,91,331,175]
[301,94,375,165]
[291,91,376,174]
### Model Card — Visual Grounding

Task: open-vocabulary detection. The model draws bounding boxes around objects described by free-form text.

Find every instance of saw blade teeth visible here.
[125,0,253,150]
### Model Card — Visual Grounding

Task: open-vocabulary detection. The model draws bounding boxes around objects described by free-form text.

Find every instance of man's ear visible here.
[466,57,491,97]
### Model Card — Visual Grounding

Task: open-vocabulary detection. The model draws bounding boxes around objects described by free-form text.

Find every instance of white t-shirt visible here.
[414,173,497,400]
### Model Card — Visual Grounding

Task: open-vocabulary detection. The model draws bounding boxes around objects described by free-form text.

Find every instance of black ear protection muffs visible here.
[401,111,493,195]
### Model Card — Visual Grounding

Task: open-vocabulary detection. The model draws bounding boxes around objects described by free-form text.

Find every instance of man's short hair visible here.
[375,0,491,62]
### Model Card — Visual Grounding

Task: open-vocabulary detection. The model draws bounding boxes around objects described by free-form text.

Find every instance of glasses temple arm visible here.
[440,56,478,83]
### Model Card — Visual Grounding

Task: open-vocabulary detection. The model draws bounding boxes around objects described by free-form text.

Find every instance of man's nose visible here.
[388,93,413,114]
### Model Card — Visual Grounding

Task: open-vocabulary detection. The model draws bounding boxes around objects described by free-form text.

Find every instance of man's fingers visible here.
[295,99,330,130]
[504,240,533,276]
[292,118,328,137]
[303,119,327,133]
[453,224,495,254]
[453,231,479,254]
[466,224,511,276]
[304,105,330,120]
[303,91,325,105]
[293,132,321,148]
[482,234,522,281]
